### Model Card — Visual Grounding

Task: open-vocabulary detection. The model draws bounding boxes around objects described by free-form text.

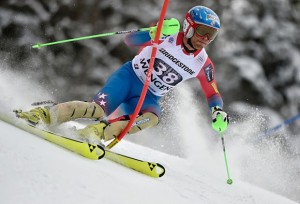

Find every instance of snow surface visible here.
[0,118,298,204]
[1,68,299,204]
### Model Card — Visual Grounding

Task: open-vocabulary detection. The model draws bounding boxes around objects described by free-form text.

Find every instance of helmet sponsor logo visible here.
[207,14,218,22]
[207,14,220,27]
[186,15,195,26]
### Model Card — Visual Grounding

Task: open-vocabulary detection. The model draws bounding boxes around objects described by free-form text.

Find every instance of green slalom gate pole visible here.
[32,27,152,49]
[220,133,233,185]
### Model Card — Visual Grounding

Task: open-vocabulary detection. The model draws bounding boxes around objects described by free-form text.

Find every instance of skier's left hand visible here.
[211,106,229,133]
[149,18,180,40]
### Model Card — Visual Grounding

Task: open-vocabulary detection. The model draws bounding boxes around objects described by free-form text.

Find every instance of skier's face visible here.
[195,25,218,41]
[191,25,218,49]
[190,33,211,49]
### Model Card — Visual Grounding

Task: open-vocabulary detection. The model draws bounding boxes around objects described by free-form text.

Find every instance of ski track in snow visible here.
[0,119,298,204]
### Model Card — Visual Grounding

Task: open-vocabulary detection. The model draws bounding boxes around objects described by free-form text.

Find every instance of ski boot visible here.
[14,107,50,125]
[76,121,109,144]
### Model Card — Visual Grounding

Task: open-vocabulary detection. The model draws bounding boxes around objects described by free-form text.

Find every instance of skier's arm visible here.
[124,18,180,47]
[124,31,152,47]
[197,58,229,133]
[197,58,223,110]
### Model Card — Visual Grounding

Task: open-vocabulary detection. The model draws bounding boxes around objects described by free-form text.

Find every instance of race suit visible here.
[93,32,223,118]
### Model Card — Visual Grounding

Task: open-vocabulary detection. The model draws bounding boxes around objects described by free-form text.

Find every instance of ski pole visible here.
[32,27,152,49]
[257,112,300,140]
[220,133,233,185]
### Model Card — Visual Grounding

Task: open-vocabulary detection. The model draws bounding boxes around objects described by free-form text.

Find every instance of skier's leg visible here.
[102,111,159,141]
[48,101,105,124]
[77,62,133,142]
[16,101,105,125]
[101,90,161,141]
[92,62,133,116]
[77,61,161,142]
[17,62,133,127]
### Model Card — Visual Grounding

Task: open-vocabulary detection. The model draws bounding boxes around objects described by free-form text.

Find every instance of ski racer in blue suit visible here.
[17,6,229,144]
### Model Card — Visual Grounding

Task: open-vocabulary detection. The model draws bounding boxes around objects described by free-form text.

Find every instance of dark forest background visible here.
[1,0,299,133]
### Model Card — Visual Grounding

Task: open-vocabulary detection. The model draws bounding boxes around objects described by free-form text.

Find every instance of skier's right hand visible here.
[211,106,229,133]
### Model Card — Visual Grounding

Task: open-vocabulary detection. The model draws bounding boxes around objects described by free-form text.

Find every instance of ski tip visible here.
[97,144,105,160]
[156,163,166,177]
[85,143,105,160]
[148,162,166,178]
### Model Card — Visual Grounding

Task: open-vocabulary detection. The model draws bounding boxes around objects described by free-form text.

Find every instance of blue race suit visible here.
[93,61,161,117]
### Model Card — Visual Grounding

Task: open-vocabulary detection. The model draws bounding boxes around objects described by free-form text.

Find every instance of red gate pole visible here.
[106,0,170,149]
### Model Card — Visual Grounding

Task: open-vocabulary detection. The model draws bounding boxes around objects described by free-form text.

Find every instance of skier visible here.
[17,6,229,144]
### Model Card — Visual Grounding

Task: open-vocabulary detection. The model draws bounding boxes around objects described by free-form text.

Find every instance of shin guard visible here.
[103,112,159,140]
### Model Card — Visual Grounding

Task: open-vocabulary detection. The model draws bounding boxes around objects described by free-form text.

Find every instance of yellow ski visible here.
[105,150,165,178]
[0,112,166,178]
[0,113,105,160]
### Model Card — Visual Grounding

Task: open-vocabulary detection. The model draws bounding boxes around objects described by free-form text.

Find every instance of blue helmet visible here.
[183,6,220,39]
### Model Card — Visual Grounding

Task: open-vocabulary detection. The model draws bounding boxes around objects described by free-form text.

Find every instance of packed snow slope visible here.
[0,116,298,204]
[1,69,299,204]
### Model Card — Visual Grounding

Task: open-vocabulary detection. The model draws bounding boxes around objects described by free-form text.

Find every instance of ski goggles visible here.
[195,25,218,41]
